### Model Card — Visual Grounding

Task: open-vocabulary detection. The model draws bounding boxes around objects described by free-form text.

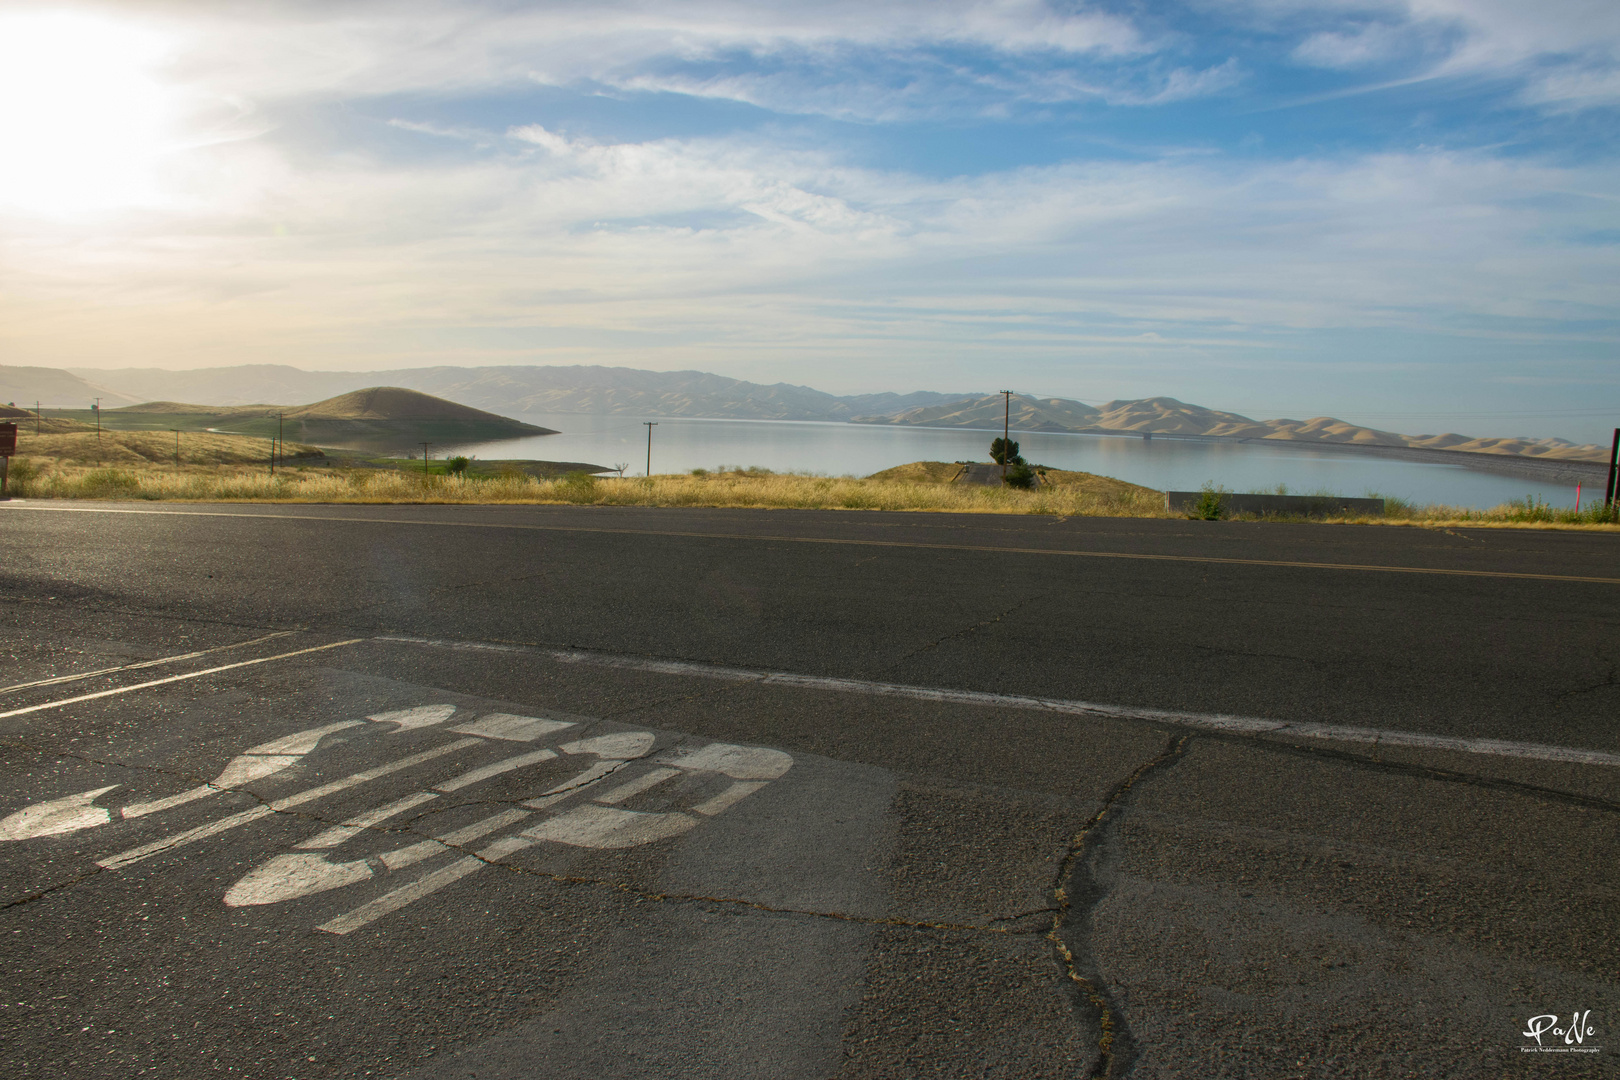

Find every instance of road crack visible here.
[878,592,1042,674]
[0,865,106,910]
[1550,660,1617,707]
[1048,732,1192,1079]
[1233,733,1620,814]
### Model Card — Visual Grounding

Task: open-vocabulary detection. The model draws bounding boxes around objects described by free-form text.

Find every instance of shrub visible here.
[1369,492,1413,519]
[1192,482,1228,520]
[446,456,471,475]
[1003,461,1036,489]
[78,468,142,498]
[556,471,599,503]
[4,458,40,496]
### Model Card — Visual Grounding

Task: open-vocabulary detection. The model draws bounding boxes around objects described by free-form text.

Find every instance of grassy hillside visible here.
[53,387,555,450]
[11,429,318,466]
[0,406,93,435]
[866,460,1159,499]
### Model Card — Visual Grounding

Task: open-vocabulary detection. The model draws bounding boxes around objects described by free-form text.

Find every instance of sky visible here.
[0,1,1617,441]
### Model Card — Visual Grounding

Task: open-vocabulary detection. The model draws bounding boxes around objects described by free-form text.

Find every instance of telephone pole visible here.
[34,401,41,436]
[643,422,658,477]
[421,442,432,475]
[172,429,180,467]
[1000,390,1013,480]
[93,397,101,442]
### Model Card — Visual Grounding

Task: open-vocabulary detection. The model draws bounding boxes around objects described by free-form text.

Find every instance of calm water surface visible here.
[441,413,1586,511]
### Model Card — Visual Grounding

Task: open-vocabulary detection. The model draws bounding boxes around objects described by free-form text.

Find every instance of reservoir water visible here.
[442,412,1590,511]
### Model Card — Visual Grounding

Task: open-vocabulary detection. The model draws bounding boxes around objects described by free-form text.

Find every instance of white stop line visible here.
[0,704,792,935]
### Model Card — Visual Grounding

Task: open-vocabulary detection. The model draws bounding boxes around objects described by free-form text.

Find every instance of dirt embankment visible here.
[867,460,1159,498]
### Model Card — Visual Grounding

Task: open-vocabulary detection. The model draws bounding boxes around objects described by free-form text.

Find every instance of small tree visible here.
[1004,461,1036,489]
[1192,482,1228,520]
[446,455,471,475]
[990,437,1023,465]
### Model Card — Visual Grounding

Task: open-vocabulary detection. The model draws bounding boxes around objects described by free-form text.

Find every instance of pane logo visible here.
[1522,1010,1601,1054]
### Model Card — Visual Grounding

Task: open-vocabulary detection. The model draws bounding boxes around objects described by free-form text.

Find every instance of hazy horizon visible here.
[2,3,1618,442]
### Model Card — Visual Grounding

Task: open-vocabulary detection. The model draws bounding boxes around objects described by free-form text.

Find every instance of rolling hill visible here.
[96,387,556,449]
[1,366,135,410]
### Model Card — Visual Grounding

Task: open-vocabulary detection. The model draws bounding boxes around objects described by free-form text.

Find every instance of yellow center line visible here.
[4,503,1617,585]
[0,639,366,720]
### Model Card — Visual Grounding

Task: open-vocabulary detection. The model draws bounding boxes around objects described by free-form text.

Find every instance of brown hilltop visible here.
[98,387,553,446]
[284,387,518,422]
[113,387,529,423]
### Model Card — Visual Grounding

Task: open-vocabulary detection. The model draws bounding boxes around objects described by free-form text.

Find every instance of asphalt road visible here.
[0,501,1615,1078]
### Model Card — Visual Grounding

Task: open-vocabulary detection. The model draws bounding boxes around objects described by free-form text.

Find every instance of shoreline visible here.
[850,421,1612,486]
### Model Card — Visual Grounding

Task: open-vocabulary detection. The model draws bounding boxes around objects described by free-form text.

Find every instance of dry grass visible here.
[4,455,1615,531]
[865,461,1158,499]
[867,461,966,483]
[1,459,1169,515]
[11,430,313,466]
[0,416,93,435]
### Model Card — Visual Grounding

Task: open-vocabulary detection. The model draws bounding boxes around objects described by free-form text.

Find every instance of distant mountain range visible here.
[1,362,1608,464]
[11,364,958,423]
[860,394,1609,462]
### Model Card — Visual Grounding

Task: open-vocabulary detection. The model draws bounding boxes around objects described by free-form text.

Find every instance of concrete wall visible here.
[1167,491,1386,517]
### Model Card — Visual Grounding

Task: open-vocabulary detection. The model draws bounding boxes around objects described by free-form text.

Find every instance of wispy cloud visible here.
[5,122,1615,370]
[1,1,1616,432]
[1292,23,1412,69]
[1261,0,1620,111]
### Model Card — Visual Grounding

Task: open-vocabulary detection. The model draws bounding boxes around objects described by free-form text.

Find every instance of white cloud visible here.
[3,121,1614,378]
[0,0,1241,128]
[1292,23,1407,69]
[118,0,1152,101]
[1247,0,1620,110]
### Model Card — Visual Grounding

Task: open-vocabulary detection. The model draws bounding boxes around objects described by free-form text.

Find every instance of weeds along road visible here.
[0,501,1615,1079]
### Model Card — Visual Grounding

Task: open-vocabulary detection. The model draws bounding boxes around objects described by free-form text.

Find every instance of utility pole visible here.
[421,442,432,475]
[172,429,180,467]
[643,422,658,477]
[93,397,101,442]
[1000,390,1013,480]
[278,413,284,470]
[34,401,41,436]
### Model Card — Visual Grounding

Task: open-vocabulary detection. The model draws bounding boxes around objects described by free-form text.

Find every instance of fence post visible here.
[1607,427,1619,507]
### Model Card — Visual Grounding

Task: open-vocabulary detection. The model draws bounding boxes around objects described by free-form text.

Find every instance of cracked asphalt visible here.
[0,501,1616,1079]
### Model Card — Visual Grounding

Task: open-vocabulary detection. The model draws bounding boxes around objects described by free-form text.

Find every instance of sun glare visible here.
[0,11,178,216]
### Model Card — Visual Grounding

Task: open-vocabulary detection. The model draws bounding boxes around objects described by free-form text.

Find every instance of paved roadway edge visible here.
[4,503,1617,585]
[0,639,367,721]
[373,635,1620,769]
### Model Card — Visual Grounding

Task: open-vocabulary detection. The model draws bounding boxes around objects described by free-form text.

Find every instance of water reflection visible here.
[437,412,1583,511]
